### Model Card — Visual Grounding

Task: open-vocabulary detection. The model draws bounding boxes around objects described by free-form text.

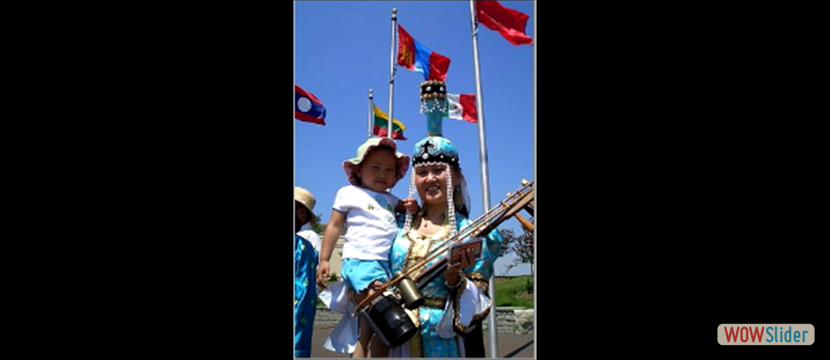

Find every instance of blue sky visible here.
[295,1,534,276]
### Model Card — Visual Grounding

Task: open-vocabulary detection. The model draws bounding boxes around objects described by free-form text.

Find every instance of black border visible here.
[549,0,824,354]
[65,2,295,356]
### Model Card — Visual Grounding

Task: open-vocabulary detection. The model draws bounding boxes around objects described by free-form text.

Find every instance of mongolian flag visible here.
[295,84,326,125]
[447,93,478,123]
[396,24,451,82]
[475,0,533,46]
[373,104,407,140]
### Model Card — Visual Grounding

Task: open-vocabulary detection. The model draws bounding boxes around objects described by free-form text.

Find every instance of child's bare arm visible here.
[317,209,345,288]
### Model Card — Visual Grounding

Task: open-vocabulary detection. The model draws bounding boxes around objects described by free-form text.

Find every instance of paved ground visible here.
[309,325,534,358]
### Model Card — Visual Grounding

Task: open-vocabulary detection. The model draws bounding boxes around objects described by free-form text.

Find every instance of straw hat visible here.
[294,187,316,214]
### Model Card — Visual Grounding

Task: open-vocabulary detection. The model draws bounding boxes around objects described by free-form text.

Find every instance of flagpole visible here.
[469,1,498,357]
[368,89,374,138]
[387,8,398,139]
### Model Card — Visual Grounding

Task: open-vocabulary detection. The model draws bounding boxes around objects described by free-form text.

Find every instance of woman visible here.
[387,135,502,357]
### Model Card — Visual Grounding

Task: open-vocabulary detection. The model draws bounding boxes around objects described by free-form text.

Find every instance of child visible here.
[294,187,319,358]
[295,186,322,253]
[316,137,417,358]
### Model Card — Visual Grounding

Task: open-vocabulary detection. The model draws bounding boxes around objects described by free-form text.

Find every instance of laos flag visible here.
[396,24,451,82]
[295,84,326,125]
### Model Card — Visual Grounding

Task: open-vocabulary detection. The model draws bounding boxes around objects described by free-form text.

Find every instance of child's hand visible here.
[316,261,330,289]
[402,198,419,214]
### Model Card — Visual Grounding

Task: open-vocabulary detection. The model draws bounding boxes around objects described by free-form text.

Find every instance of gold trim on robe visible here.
[466,271,489,293]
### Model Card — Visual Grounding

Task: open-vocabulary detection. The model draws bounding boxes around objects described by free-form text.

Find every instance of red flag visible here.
[373,126,407,140]
[475,0,533,46]
[397,25,416,69]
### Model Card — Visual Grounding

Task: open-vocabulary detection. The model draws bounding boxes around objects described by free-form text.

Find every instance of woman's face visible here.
[415,164,452,206]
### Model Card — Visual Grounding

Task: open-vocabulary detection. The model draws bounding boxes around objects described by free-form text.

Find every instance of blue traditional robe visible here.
[388,213,502,358]
[294,234,318,357]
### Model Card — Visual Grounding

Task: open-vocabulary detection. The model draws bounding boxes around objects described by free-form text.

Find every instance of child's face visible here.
[295,201,309,225]
[357,147,398,193]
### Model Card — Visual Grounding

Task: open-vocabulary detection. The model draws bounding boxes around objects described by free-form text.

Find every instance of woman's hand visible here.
[401,198,419,214]
[445,247,476,287]
[353,281,384,304]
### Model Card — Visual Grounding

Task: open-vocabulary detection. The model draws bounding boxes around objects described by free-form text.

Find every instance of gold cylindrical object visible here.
[397,277,424,310]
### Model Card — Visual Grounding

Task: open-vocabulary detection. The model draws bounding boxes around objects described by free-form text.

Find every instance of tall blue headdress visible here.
[403,80,471,235]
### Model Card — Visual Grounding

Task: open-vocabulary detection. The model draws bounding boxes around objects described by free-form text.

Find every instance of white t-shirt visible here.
[333,185,400,261]
[297,223,321,254]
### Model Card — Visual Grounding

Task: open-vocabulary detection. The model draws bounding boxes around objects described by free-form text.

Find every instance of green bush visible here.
[494,275,534,308]
[524,278,533,292]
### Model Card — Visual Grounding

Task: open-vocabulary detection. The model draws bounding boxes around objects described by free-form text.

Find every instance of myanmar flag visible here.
[373,105,407,140]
